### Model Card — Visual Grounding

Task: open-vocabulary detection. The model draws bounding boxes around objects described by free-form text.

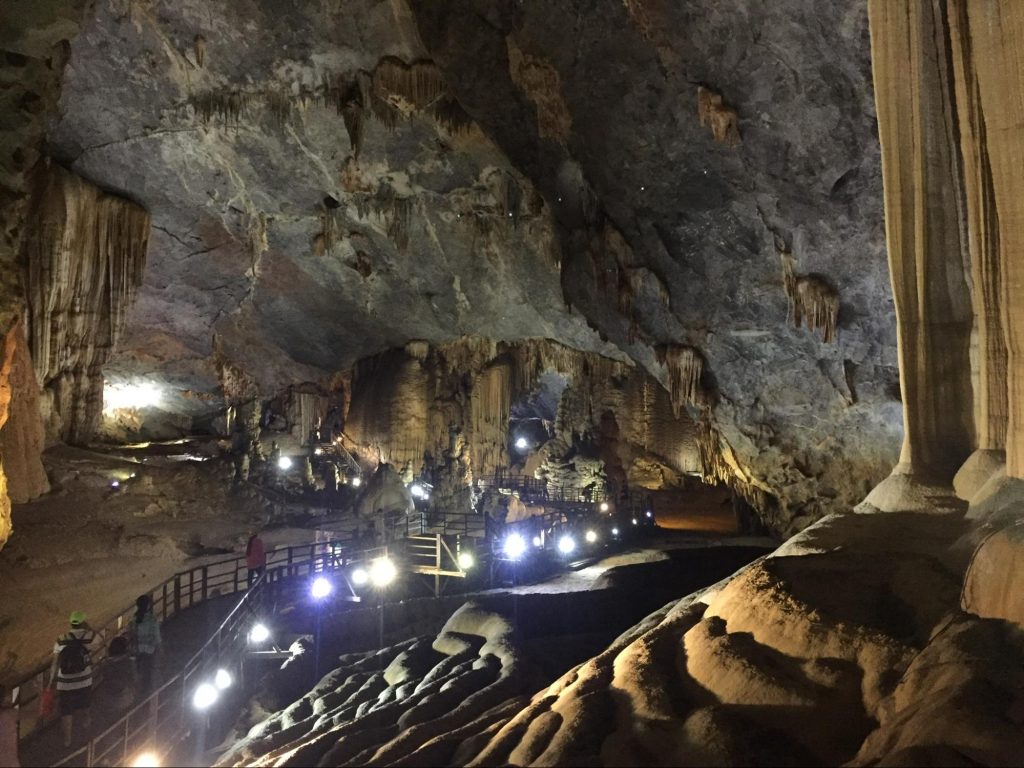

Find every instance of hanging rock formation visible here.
[21,162,149,445]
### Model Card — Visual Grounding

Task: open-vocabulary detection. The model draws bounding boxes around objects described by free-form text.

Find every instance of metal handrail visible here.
[50,540,382,767]
[12,536,361,743]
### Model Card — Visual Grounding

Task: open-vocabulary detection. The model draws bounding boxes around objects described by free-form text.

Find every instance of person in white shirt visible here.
[49,611,98,747]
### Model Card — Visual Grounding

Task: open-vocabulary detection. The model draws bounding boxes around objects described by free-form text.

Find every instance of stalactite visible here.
[354,185,414,251]
[655,344,704,417]
[193,34,206,68]
[247,211,268,257]
[430,96,474,135]
[373,57,446,112]
[697,85,740,147]
[265,91,291,126]
[318,204,338,256]
[191,90,257,125]
[22,163,150,444]
[780,252,840,343]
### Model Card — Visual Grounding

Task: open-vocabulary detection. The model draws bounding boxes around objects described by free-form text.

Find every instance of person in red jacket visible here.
[246,531,267,587]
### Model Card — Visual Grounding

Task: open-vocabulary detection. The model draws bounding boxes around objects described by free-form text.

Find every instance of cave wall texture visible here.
[0,0,914,542]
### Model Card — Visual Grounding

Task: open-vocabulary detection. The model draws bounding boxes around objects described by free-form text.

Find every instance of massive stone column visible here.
[948,0,1009,500]
[863,0,975,512]
[965,3,1024,484]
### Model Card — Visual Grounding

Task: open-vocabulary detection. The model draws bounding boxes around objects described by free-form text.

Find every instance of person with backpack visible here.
[132,595,161,694]
[48,611,97,747]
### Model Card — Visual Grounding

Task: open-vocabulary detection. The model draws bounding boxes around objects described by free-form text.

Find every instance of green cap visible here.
[69,611,86,626]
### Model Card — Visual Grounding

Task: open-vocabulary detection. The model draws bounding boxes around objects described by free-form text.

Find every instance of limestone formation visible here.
[21,162,149,445]
[863,0,974,510]
[0,320,48,504]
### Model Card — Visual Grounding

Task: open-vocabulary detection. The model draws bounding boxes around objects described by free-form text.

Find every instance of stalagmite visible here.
[22,163,150,444]
[862,0,974,511]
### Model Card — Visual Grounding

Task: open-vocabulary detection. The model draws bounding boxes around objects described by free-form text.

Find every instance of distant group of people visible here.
[46,594,162,748]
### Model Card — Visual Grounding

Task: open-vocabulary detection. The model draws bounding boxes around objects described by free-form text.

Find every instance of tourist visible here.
[49,611,97,747]
[105,635,135,710]
[0,684,19,767]
[246,531,267,585]
[132,596,161,694]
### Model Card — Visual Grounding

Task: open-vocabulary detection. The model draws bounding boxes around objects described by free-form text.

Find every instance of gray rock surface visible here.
[42,0,902,532]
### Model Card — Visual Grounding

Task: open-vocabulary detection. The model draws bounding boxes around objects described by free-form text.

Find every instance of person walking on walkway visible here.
[0,684,19,767]
[49,611,97,747]
[132,595,161,695]
[246,531,267,586]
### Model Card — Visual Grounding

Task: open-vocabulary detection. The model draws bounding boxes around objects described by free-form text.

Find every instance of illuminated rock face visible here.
[30,0,901,534]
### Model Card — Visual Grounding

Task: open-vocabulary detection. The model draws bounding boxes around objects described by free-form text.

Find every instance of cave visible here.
[2,0,1024,766]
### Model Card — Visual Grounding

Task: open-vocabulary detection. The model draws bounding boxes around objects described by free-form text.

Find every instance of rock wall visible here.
[344,337,699,492]
[0,320,49,504]
[0,0,89,546]
[409,0,902,534]
[21,162,150,445]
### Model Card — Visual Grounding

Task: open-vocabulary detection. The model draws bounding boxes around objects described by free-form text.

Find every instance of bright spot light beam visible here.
[277,456,293,470]
[248,623,270,644]
[351,567,369,586]
[585,530,598,544]
[503,533,527,560]
[103,381,163,413]
[369,557,397,587]
[192,683,218,710]
[310,576,333,599]
[130,751,161,768]
[557,535,576,555]
[214,668,232,690]
[457,552,475,570]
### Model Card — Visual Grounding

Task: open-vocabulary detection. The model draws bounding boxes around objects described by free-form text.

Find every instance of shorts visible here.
[59,687,91,716]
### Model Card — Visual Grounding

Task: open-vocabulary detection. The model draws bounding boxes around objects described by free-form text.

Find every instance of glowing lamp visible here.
[248,623,270,644]
[131,751,161,767]
[585,530,598,544]
[458,552,475,570]
[351,476,362,487]
[214,668,232,690]
[410,483,425,498]
[503,533,527,560]
[351,567,369,586]
[277,456,293,470]
[557,535,576,555]
[611,527,620,536]
[599,502,609,512]
[192,683,218,710]
[514,436,529,451]
[310,576,332,599]
[370,557,397,587]
[532,535,542,548]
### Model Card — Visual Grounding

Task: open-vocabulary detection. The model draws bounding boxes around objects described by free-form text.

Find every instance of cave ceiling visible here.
[43,0,902,529]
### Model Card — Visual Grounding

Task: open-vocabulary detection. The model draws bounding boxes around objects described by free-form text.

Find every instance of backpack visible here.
[58,634,90,675]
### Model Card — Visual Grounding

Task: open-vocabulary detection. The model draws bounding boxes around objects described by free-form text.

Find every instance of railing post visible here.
[202,566,208,602]
[173,575,181,616]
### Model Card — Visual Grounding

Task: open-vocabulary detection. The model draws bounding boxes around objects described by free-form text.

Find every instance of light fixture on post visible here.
[277,456,293,470]
[369,557,398,669]
[310,576,333,683]
[557,535,576,555]
[458,551,475,570]
[585,530,598,544]
[514,436,529,451]
[351,476,362,487]
[599,502,609,512]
